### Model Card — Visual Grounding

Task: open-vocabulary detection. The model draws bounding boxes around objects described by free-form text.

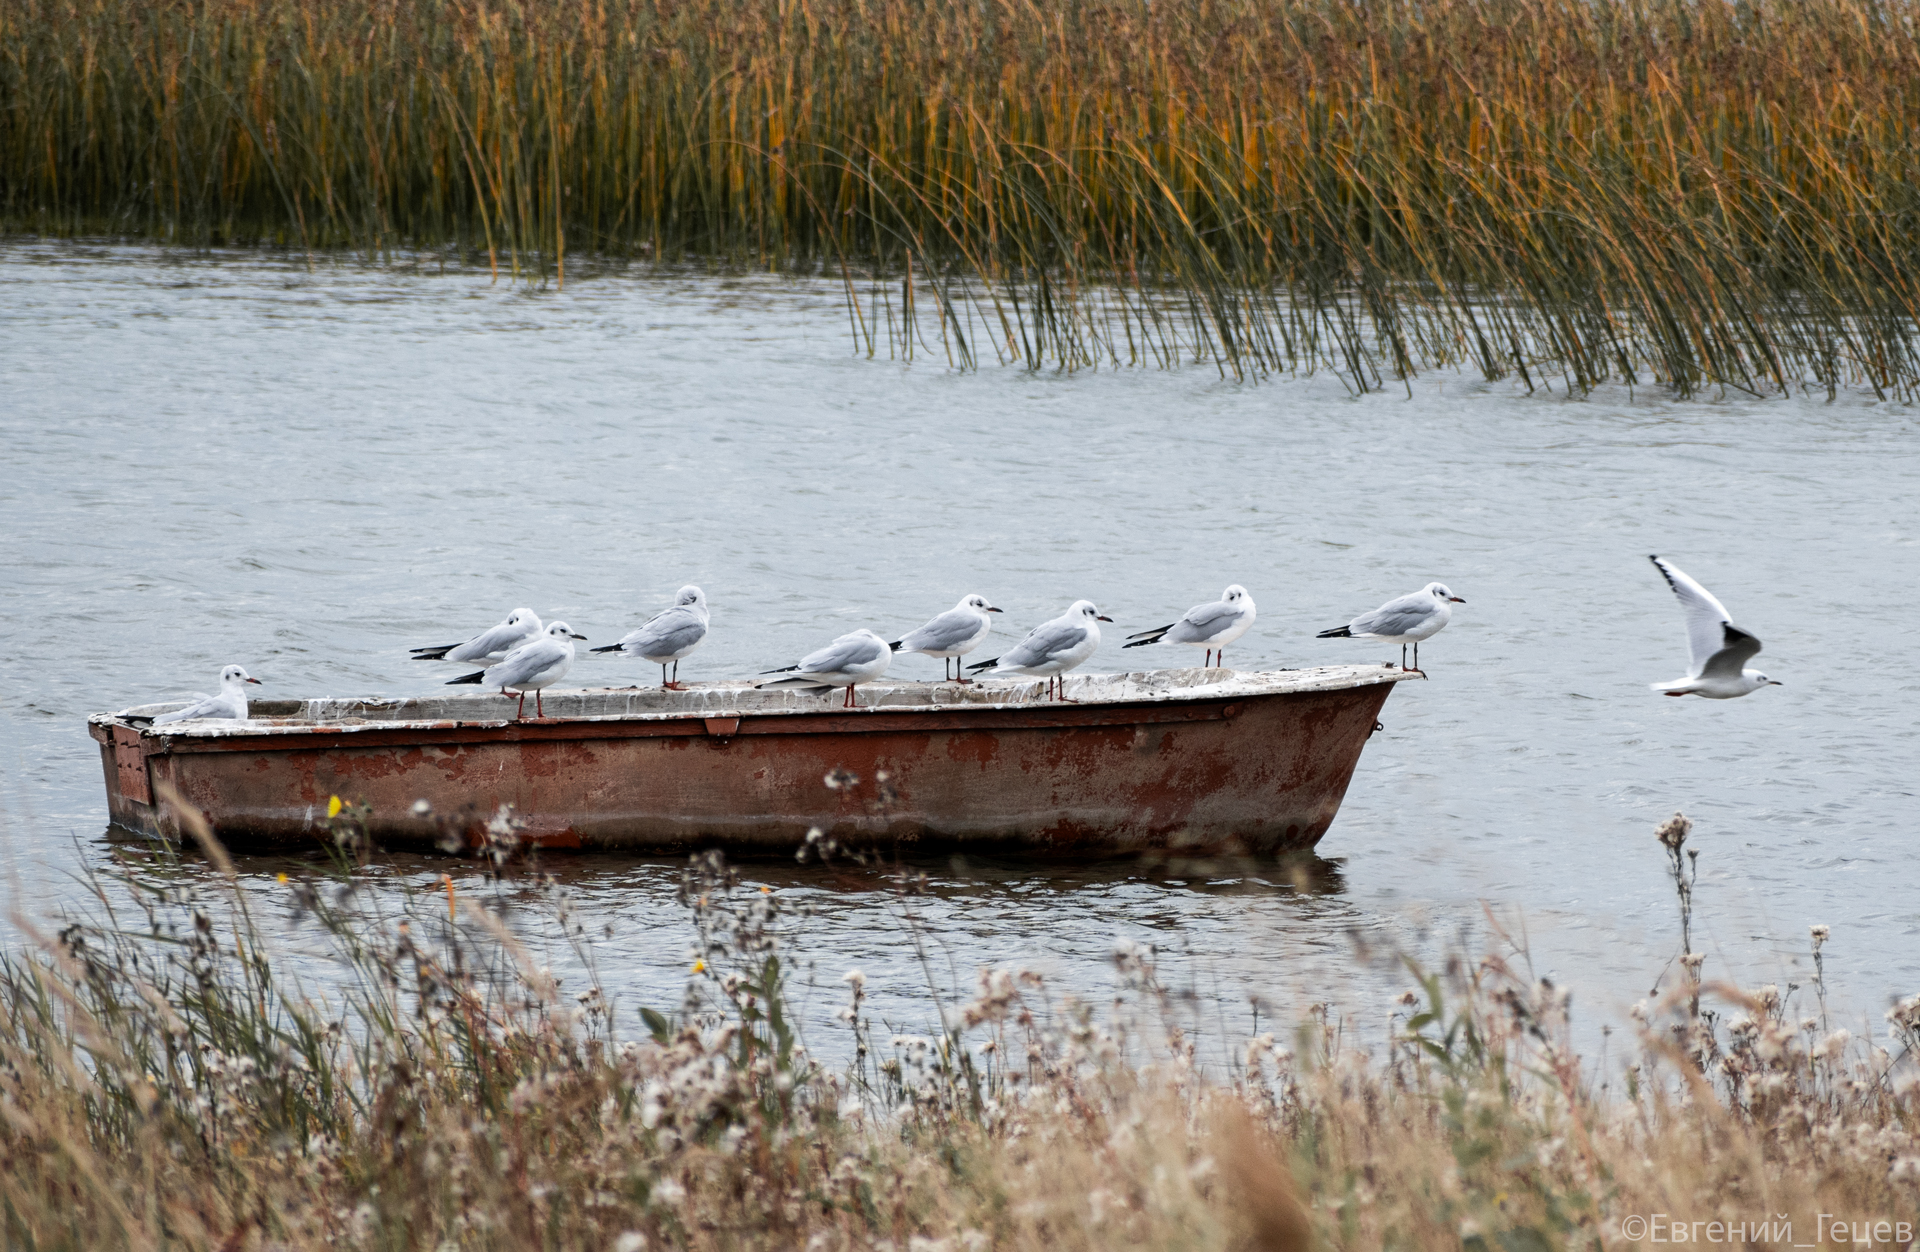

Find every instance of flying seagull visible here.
[757,628,894,708]
[1316,582,1464,673]
[1123,584,1256,668]
[1648,555,1782,698]
[891,594,1003,681]
[447,621,586,719]
[591,585,709,688]
[967,600,1112,701]
[411,608,542,667]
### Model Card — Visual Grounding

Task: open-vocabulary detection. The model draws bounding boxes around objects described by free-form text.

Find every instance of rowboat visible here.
[88,666,1414,856]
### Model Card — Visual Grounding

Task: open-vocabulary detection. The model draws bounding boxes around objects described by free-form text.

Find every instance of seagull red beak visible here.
[245,677,263,684]
[1097,615,1114,622]
[986,606,1003,613]
[1448,596,1466,603]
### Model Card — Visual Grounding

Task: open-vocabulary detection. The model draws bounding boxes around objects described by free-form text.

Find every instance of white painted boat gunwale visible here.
[93,664,1417,740]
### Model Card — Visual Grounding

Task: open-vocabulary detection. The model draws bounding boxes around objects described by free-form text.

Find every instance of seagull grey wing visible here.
[490,639,567,687]
[1007,619,1087,667]
[1698,624,1763,680]
[639,601,707,633]
[152,692,238,724]
[755,676,833,692]
[152,696,215,725]
[453,619,535,663]
[1650,556,1733,676]
[799,633,884,676]
[1170,600,1243,643]
[901,609,982,653]
[1349,594,1437,639]
[624,608,707,657]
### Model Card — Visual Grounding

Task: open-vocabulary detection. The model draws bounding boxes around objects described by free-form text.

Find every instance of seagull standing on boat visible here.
[1315,582,1464,673]
[138,665,263,726]
[590,585,709,688]
[891,594,1003,681]
[410,608,542,667]
[967,600,1112,701]
[757,628,894,708]
[446,621,586,719]
[1648,555,1782,698]
[1123,584,1257,668]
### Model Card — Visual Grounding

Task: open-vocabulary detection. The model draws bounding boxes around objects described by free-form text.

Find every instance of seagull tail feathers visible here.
[1315,626,1353,639]
[1122,624,1171,648]
[445,672,487,686]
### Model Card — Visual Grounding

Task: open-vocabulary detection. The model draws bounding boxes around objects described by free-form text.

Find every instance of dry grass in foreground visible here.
[1,806,1917,1250]
[6,0,1920,392]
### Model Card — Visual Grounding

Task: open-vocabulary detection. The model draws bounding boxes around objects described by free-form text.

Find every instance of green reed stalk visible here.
[5,0,1920,395]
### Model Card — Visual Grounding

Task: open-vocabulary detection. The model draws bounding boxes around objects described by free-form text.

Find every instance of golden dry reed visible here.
[0,809,1917,1250]
[7,0,1920,392]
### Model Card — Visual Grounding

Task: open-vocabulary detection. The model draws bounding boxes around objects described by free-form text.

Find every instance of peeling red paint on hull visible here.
[90,667,1411,856]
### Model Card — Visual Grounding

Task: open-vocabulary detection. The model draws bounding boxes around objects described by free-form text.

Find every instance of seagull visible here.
[446,621,586,719]
[1648,555,1782,698]
[590,585,709,688]
[132,665,263,727]
[1123,584,1257,668]
[757,628,893,708]
[1316,582,1464,673]
[411,608,542,667]
[966,600,1112,701]
[891,594,1003,681]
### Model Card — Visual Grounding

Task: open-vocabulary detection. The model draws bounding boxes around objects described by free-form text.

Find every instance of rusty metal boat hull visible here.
[90,667,1411,856]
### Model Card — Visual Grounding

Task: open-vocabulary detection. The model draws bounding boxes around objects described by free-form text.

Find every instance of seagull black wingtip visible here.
[1124,623,1172,645]
[446,672,486,686]
[588,644,623,654]
[888,640,904,651]
[965,657,998,672]
[1316,626,1353,639]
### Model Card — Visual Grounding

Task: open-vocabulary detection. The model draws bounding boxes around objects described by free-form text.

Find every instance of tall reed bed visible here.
[1,798,1918,1248]
[7,0,1920,392]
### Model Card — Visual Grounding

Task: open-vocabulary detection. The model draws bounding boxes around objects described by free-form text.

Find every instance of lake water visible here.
[3,241,1916,1061]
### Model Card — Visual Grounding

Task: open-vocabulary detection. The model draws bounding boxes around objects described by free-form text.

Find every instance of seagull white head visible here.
[547,622,588,641]
[221,665,263,687]
[1425,582,1466,604]
[676,586,705,608]
[507,608,539,628]
[1222,584,1251,603]
[1070,600,1114,623]
[962,594,1003,614]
